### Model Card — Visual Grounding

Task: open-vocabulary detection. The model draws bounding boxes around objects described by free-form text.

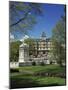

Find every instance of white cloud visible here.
[20,35,29,42]
[28,12,31,15]
[10,33,15,42]
[10,33,14,39]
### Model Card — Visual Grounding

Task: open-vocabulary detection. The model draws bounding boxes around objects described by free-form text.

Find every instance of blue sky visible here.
[10,3,65,40]
[28,3,64,39]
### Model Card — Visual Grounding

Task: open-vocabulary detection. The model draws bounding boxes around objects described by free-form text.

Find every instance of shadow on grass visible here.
[10,65,66,89]
[10,77,39,89]
[10,77,65,89]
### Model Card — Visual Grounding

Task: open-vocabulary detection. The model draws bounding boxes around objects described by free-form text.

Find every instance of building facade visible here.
[10,32,54,68]
[18,32,52,65]
[28,32,52,64]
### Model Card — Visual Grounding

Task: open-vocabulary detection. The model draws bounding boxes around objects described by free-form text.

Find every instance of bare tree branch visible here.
[10,11,29,27]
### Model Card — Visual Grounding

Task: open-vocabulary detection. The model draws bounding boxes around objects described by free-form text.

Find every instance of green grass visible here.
[10,75,66,89]
[10,65,65,73]
[18,65,65,74]
[10,65,66,89]
[11,74,65,85]
[37,77,65,85]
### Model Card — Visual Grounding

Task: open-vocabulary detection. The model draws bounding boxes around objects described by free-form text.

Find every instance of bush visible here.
[40,62,45,66]
[32,61,36,66]
[10,68,19,73]
[50,61,53,64]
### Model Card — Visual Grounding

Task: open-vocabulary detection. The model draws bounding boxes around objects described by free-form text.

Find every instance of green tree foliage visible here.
[9,1,43,37]
[10,41,22,62]
[51,16,66,66]
[24,38,35,55]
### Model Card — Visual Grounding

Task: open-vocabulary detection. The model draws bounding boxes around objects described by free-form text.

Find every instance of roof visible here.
[34,38,51,42]
[41,32,46,37]
[19,42,29,48]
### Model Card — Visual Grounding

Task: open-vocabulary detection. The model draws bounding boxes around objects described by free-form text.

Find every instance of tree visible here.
[51,16,66,66]
[10,41,22,62]
[24,38,35,55]
[9,1,43,37]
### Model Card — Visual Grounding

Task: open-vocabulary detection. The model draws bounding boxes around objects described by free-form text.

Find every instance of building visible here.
[18,32,65,66]
[29,32,52,59]
[10,32,65,67]
[18,32,52,65]
[10,32,54,67]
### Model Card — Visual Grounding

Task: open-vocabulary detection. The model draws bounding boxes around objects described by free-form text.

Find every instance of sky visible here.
[10,2,65,40]
[28,3,65,39]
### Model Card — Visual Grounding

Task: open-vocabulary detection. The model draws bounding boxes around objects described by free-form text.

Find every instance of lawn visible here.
[10,65,66,89]
[19,64,65,73]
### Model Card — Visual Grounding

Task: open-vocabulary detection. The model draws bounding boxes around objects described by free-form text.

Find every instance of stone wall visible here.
[10,62,19,68]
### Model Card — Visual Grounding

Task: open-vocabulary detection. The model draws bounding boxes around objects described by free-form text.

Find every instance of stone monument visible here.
[19,42,29,65]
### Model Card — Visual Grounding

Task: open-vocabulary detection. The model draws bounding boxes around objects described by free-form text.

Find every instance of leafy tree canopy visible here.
[10,41,22,62]
[24,38,35,55]
[51,15,66,66]
[9,1,43,37]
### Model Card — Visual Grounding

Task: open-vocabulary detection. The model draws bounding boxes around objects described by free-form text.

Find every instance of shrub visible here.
[50,61,53,64]
[32,61,36,66]
[10,68,19,73]
[40,62,45,66]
